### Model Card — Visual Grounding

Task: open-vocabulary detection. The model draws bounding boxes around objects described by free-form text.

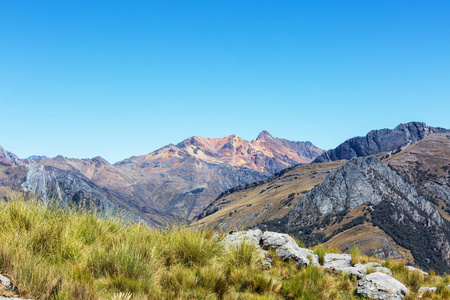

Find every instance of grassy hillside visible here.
[1,195,450,299]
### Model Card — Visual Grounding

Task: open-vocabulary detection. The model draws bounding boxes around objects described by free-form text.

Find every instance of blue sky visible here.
[1,1,449,163]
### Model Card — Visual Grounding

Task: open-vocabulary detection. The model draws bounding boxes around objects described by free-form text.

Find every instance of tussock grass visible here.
[312,245,327,265]
[1,194,450,299]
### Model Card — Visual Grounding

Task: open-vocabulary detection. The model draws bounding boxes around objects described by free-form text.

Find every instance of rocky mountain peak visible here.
[26,155,48,161]
[92,156,109,166]
[256,130,273,141]
[0,145,24,166]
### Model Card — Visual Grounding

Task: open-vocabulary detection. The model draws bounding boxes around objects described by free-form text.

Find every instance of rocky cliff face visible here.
[285,156,450,273]
[313,122,449,163]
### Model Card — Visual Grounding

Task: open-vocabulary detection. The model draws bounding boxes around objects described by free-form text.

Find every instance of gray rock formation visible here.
[357,272,408,300]
[21,164,115,212]
[221,230,318,267]
[313,122,449,163]
[221,229,263,249]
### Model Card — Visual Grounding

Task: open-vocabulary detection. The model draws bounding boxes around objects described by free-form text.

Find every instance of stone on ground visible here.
[357,272,408,300]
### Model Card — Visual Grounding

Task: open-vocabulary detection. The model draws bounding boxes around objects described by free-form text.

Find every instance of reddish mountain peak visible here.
[256,130,273,141]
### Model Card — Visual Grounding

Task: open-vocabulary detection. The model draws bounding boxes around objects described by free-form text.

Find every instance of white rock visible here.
[357,272,408,300]
[323,253,352,269]
[405,266,428,276]
[221,229,262,249]
[262,231,318,266]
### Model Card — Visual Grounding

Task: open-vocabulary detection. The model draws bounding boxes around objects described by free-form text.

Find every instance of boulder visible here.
[221,229,262,249]
[357,272,408,300]
[262,231,318,266]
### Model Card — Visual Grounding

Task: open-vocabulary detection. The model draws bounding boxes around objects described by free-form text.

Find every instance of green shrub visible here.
[350,245,361,266]
[313,245,326,265]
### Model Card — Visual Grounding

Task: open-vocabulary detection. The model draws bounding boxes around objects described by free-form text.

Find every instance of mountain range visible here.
[2,121,450,273]
[0,131,322,224]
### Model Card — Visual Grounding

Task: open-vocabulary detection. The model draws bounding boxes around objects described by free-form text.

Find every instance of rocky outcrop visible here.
[21,164,115,211]
[0,146,23,166]
[357,272,408,300]
[221,229,263,249]
[285,156,450,273]
[313,122,449,163]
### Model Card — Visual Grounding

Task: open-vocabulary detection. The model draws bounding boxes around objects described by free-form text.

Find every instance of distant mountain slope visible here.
[192,160,344,230]
[313,122,449,163]
[114,131,322,220]
[0,131,321,223]
[32,155,168,224]
[283,156,450,273]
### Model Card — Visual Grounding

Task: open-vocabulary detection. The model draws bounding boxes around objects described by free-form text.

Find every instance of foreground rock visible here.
[0,274,33,300]
[418,286,437,298]
[261,231,318,266]
[357,272,408,300]
[323,253,392,279]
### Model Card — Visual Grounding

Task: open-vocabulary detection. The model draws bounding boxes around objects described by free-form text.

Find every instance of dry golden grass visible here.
[1,194,450,299]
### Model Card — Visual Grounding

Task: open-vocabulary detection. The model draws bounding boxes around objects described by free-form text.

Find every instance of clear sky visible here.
[1,1,449,163]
